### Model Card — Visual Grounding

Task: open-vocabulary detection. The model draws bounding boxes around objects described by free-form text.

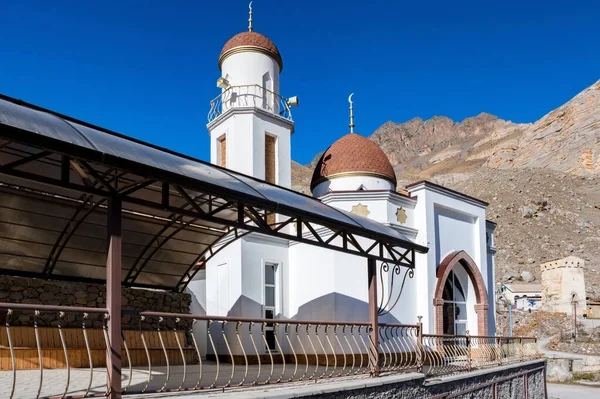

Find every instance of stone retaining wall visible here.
[0,276,191,329]
[298,360,546,399]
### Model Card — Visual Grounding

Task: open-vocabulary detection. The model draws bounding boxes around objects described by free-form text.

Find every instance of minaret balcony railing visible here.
[208,84,293,123]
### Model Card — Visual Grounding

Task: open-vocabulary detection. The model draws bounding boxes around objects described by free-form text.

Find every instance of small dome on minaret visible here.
[218,2,283,70]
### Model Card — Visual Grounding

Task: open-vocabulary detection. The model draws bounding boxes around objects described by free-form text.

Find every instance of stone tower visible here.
[541,256,587,315]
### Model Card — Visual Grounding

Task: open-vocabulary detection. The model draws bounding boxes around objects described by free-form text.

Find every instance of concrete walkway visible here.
[548,383,600,399]
[538,335,600,360]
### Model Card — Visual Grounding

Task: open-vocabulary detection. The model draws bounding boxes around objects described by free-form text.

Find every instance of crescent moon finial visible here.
[248,1,253,32]
[348,93,355,133]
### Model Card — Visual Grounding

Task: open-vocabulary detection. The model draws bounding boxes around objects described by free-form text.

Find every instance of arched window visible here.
[442,271,467,335]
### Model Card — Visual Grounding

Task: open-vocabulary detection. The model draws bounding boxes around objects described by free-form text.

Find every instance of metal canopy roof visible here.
[0,94,428,292]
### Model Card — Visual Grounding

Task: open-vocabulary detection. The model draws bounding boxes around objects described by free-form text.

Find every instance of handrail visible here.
[207,84,293,123]
[0,302,107,314]
[124,310,372,326]
[0,302,541,397]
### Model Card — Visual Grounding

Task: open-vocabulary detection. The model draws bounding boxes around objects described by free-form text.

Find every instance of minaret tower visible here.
[207,2,295,188]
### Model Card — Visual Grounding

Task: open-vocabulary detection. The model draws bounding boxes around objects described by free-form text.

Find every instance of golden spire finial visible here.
[348,93,355,133]
[248,1,253,32]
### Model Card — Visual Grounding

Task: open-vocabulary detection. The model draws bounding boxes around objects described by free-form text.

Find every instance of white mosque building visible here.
[187,7,497,353]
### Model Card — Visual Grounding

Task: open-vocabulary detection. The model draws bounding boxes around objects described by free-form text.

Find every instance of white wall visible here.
[208,108,293,188]
[312,175,395,198]
[221,52,280,96]
[320,191,418,232]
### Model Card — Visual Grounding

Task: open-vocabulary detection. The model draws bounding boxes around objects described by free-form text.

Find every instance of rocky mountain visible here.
[292,79,600,296]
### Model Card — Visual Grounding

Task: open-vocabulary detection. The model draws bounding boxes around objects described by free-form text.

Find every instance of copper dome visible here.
[310,133,397,191]
[219,32,283,71]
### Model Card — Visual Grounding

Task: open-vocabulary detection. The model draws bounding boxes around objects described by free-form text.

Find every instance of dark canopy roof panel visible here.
[0,94,427,291]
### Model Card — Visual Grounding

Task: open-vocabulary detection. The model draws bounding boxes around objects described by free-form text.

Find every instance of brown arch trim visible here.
[433,250,489,335]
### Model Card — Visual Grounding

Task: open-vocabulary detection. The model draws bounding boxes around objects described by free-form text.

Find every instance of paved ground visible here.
[0,363,371,398]
[547,383,600,399]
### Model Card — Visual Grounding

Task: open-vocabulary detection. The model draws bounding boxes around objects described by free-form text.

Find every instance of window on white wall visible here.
[264,262,278,351]
[217,134,226,168]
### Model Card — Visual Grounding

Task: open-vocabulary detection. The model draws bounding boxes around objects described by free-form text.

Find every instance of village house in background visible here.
[501,283,542,311]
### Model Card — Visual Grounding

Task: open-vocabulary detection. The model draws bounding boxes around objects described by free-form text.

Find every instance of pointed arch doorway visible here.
[433,251,489,335]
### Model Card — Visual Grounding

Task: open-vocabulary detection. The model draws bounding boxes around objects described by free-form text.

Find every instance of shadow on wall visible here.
[199,293,408,360]
[221,292,405,324]
[293,292,404,325]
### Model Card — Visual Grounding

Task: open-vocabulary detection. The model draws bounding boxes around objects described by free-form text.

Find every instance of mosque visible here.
[186,3,498,353]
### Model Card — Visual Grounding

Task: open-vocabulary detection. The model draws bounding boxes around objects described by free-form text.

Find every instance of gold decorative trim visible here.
[310,171,397,189]
[396,207,407,224]
[219,45,283,71]
[351,203,370,217]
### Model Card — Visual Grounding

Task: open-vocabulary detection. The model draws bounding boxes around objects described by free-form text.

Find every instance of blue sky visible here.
[1,0,598,165]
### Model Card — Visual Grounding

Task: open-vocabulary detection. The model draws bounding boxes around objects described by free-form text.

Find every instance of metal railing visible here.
[207,84,293,123]
[420,334,539,375]
[0,303,540,398]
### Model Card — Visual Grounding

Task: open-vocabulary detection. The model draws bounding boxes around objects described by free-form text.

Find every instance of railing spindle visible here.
[284,323,298,381]
[121,330,133,393]
[189,320,203,390]
[82,313,94,397]
[57,311,70,398]
[139,316,152,393]
[324,325,336,378]
[343,325,354,376]
[274,323,286,383]
[235,321,248,386]
[306,324,319,380]
[334,325,346,377]
[5,309,16,399]
[357,326,370,374]
[222,321,235,387]
[295,324,309,380]
[315,324,328,379]
[207,320,220,388]
[173,318,187,390]
[157,317,170,391]
[33,310,43,399]
[260,322,274,384]
[248,322,261,385]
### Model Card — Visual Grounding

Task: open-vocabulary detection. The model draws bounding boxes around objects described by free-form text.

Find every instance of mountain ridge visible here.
[292,79,600,296]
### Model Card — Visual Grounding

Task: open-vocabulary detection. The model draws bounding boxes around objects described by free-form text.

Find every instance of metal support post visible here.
[417,316,424,373]
[106,197,122,398]
[367,258,379,376]
[508,303,513,337]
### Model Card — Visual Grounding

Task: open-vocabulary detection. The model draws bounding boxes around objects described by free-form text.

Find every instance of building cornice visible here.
[406,180,488,209]
[319,190,416,208]
[206,105,295,133]
[244,232,290,247]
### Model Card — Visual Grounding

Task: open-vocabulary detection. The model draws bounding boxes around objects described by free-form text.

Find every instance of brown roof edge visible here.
[405,180,489,207]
